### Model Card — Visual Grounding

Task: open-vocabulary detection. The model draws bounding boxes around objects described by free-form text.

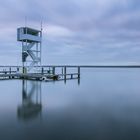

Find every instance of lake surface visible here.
[1,68,140,140]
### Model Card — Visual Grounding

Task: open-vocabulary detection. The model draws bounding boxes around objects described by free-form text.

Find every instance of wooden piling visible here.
[64,66,67,82]
[78,66,80,78]
[9,67,11,74]
[62,67,63,75]
[17,67,19,72]
[78,77,80,85]
[52,67,55,75]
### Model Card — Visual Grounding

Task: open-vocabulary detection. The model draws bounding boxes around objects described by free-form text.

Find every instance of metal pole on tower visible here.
[40,21,43,66]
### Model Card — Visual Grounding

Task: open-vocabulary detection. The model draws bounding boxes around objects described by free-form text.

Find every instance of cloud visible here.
[46,24,74,38]
[0,0,140,64]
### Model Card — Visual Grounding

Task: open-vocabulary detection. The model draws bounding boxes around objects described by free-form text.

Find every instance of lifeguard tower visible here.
[17,26,42,73]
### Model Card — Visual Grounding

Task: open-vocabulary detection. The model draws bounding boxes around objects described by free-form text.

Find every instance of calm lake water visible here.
[1,68,140,140]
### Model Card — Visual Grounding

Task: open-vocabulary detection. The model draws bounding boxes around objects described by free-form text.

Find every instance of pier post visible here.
[17,67,19,72]
[22,67,27,74]
[62,67,64,77]
[64,66,67,83]
[9,67,11,74]
[78,76,80,85]
[9,67,11,79]
[22,67,24,74]
[78,66,80,78]
[48,70,50,74]
[52,67,55,75]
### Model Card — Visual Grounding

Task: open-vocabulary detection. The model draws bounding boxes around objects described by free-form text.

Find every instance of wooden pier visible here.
[0,66,80,82]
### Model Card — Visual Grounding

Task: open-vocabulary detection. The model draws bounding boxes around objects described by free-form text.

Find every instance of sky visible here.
[0,0,140,65]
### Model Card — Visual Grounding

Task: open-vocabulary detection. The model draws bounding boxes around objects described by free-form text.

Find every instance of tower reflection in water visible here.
[17,80,42,121]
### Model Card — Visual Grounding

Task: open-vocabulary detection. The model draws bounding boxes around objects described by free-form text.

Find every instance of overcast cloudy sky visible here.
[0,0,140,65]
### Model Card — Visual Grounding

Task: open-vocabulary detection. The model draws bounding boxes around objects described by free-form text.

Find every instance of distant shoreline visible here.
[43,65,140,68]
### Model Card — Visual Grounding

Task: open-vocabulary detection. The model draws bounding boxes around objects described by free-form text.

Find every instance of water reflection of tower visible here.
[17,80,42,121]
